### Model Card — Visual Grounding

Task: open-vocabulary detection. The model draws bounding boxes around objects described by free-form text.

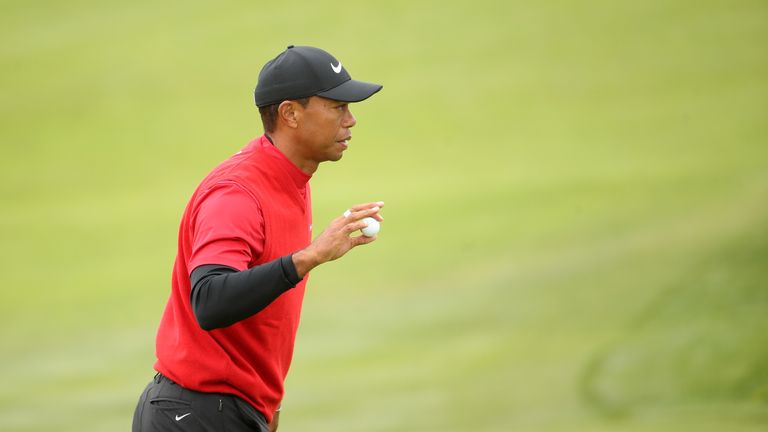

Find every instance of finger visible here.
[350,234,377,246]
[343,220,370,234]
[348,201,385,213]
[347,206,382,221]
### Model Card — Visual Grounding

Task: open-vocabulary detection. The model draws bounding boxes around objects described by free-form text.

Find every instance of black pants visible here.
[132,373,268,432]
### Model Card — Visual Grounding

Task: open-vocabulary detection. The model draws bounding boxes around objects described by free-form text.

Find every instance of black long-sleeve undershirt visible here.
[190,255,301,331]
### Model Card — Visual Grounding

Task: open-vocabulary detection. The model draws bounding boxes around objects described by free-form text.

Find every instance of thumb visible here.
[351,234,377,247]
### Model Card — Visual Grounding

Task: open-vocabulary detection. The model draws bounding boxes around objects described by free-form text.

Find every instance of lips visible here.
[337,135,352,148]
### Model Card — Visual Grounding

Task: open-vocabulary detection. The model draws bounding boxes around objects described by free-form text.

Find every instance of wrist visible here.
[292,248,321,278]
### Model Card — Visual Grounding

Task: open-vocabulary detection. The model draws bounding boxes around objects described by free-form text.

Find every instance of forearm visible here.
[291,202,384,278]
[190,256,301,330]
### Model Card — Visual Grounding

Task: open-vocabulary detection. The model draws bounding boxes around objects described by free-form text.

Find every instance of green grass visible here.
[1,0,767,430]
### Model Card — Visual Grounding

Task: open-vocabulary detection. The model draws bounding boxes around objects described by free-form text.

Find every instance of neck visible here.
[266,131,319,175]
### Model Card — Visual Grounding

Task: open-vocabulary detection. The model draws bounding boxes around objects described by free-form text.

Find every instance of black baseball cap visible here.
[254,45,383,108]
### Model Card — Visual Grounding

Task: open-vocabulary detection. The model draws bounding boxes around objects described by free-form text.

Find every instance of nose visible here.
[343,107,357,128]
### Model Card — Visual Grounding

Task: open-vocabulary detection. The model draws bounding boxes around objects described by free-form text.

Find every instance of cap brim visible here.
[316,79,383,103]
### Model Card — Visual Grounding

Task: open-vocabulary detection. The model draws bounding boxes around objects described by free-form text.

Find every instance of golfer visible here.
[132,45,383,432]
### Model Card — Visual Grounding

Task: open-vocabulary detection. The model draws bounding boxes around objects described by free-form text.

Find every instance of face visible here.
[295,96,357,164]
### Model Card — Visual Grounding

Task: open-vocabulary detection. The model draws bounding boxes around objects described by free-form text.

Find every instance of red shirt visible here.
[154,135,312,423]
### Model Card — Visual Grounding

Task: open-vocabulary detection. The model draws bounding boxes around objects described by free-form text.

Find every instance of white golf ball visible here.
[361,217,380,237]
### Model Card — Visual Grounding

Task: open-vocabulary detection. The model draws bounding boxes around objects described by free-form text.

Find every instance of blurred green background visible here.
[1,0,767,430]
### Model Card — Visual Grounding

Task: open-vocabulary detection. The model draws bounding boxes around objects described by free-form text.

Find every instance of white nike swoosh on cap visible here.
[331,62,342,73]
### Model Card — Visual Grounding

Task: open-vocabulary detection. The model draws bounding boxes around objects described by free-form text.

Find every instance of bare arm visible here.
[188,202,384,330]
[293,201,384,277]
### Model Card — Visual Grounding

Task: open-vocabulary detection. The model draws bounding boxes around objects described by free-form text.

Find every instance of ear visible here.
[277,100,301,129]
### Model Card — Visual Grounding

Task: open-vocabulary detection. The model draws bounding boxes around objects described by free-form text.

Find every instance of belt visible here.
[154,372,175,385]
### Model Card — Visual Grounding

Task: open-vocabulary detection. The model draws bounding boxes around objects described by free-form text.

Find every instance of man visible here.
[132,45,383,432]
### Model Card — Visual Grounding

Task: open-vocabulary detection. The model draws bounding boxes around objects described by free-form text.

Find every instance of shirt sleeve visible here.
[188,182,265,272]
[190,257,302,330]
